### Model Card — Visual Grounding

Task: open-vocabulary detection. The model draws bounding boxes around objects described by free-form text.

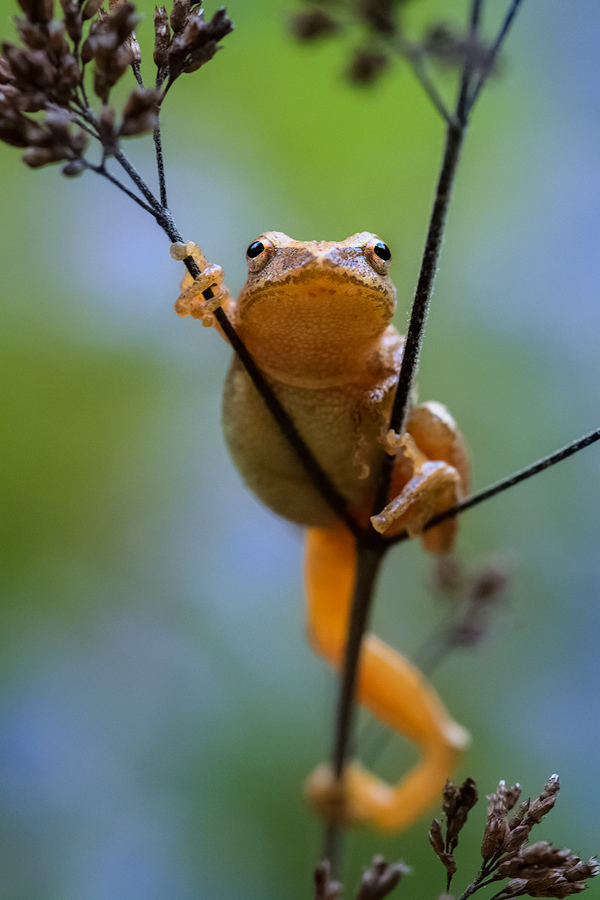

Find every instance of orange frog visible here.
[171,231,471,832]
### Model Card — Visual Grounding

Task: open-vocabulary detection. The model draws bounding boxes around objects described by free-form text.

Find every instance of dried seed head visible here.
[289,9,339,41]
[169,0,189,35]
[481,781,510,860]
[347,46,388,85]
[358,0,396,36]
[167,6,234,82]
[153,5,170,69]
[17,0,55,27]
[119,86,160,136]
[527,775,560,826]
[357,855,410,900]
[314,860,342,900]
[62,157,85,176]
[81,0,103,21]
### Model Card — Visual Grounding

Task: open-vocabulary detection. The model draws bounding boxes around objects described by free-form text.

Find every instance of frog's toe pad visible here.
[304,762,394,828]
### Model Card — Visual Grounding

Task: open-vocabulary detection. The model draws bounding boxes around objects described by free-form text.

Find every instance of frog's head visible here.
[235,232,397,384]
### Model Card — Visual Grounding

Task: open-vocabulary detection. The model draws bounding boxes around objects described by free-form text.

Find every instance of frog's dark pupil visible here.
[373,241,391,261]
[247,241,265,259]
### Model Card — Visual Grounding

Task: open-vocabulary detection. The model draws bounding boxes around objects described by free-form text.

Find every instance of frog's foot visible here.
[370,456,460,544]
[305,762,395,830]
[170,241,229,326]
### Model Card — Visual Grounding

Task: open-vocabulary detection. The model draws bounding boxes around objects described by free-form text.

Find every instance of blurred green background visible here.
[1,1,599,898]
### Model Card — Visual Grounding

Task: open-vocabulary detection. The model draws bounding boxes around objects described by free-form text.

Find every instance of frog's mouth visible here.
[236,267,396,383]
[239,266,395,324]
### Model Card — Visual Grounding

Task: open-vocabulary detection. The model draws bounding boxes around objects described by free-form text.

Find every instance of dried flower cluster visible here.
[0,0,233,176]
[153,0,234,89]
[289,0,493,87]
[429,778,479,889]
[430,776,599,900]
[314,855,409,900]
[427,554,509,663]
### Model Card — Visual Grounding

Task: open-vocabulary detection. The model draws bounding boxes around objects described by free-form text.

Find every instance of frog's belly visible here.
[222,358,391,527]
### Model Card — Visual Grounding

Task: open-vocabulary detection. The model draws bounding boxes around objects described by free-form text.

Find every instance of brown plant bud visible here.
[471,560,510,604]
[314,860,342,900]
[62,158,85,176]
[509,799,530,830]
[98,102,116,143]
[153,5,170,68]
[0,56,14,83]
[429,819,457,876]
[119,87,160,136]
[358,0,395,37]
[59,0,82,44]
[289,10,339,41]
[503,877,531,897]
[167,6,234,81]
[23,144,56,166]
[505,784,522,812]
[82,0,103,19]
[503,824,531,855]
[563,857,600,881]
[526,775,560,826]
[481,781,510,860]
[17,0,54,27]
[14,17,47,50]
[357,855,410,900]
[444,778,478,849]
[347,46,388,85]
[169,0,189,35]
[0,109,31,147]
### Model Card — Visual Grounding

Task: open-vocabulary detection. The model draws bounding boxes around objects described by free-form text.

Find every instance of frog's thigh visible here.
[304,526,469,832]
[406,401,470,553]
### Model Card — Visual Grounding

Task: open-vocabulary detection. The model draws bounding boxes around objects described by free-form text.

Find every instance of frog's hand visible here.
[170,241,236,333]
[371,402,470,554]
[303,525,470,833]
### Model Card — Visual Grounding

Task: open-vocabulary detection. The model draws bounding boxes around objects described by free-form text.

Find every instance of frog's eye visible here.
[365,238,392,275]
[246,236,274,272]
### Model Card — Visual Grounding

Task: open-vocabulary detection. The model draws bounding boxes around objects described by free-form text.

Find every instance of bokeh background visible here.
[1,1,599,898]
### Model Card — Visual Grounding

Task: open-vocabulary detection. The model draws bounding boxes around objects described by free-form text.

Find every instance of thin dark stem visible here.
[153,72,169,208]
[456,0,484,125]
[82,160,162,219]
[467,0,525,114]
[132,61,144,88]
[112,146,164,214]
[388,425,600,546]
[153,125,168,208]
[396,37,456,126]
[322,543,387,875]
[372,118,466,517]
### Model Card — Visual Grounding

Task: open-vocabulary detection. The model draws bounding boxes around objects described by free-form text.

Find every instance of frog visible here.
[170,231,471,832]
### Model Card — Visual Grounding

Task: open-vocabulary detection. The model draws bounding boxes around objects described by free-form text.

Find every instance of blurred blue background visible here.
[1,1,599,897]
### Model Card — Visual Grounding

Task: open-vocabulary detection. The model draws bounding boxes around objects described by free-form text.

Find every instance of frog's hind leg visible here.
[304,525,470,833]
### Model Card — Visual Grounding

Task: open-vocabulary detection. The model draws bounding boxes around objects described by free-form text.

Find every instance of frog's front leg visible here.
[170,240,235,328]
[303,525,470,833]
[370,433,461,550]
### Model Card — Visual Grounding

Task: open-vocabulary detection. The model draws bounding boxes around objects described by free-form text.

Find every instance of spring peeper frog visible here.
[171,232,471,832]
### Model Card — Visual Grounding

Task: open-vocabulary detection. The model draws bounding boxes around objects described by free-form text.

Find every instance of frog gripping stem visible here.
[304,525,470,832]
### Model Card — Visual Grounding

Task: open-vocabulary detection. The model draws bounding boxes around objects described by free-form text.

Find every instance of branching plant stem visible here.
[73,0,599,879]
[324,0,526,873]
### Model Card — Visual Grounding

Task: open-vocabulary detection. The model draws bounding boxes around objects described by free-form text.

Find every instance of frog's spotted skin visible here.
[173,232,470,832]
